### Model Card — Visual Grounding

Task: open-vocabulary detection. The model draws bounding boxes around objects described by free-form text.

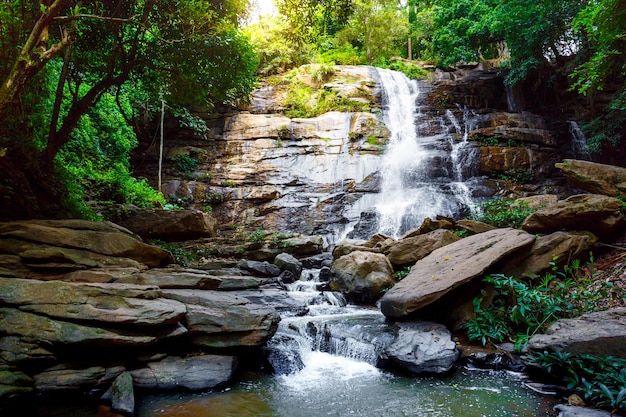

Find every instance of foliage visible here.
[465,257,620,350]
[170,154,200,179]
[529,351,626,412]
[282,77,370,118]
[249,229,269,243]
[493,168,535,184]
[384,60,429,80]
[393,266,412,280]
[469,199,535,228]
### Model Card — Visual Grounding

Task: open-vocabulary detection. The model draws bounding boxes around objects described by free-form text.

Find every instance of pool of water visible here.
[136,357,556,417]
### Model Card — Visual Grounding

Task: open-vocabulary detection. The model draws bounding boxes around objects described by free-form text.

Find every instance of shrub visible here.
[469,199,535,228]
[170,154,199,178]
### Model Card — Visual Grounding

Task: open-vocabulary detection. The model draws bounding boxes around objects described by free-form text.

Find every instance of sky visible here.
[250,0,277,21]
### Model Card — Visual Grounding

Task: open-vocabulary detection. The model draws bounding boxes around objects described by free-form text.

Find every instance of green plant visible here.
[170,154,200,178]
[277,125,291,141]
[529,351,626,412]
[469,199,536,228]
[493,168,535,184]
[452,228,469,238]
[221,180,237,187]
[393,266,412,281]
[309,63,336,83]
[249,229,268,243]
[148,239,196,266]
[384,60,429,80]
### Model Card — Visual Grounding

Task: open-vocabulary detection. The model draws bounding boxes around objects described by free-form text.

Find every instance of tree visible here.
[336,0,408,65]
[0,0,258,218]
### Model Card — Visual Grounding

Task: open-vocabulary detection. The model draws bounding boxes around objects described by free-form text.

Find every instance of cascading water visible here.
[568,120,590,159]
[363,69,482,238]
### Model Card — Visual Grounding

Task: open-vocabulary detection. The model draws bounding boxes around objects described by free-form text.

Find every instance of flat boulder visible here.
[522,194,625,239]
[387,229,461,268]
[380,228,535,318]
[526,307,626,358]
[330,251,395,304]
[556,159,626,199]
[105,206,217,240]
[384,321,458,374]
[114,267,222,290]
[131,355,236,391]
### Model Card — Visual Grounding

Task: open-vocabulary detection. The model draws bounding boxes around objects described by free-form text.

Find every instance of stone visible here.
[512,194,559,209]
[130,355,237,391]
[501,231,597,279]
[236,260,282,277]
[554,404,613,417]
[0,369,34,399]
[161,289,280,348]
[114,267,222,290]
[384,321,459,374]
[0,307,184,347]
[330,251,395,304]
[281,235,325,256]
[454,219,496,234]
[0,278,186,326]
[478,146,532,175]
[0,220,174,267]
[522,194,625,239]
[0,336,55,365]
[526,307,626,358]
[556,159,626,199]
[380,228,535,318]
[105,206,217,240]
[110,371,134,416]
[387,229,461,267]
[34,365,106,392]
[332,242,381,259]
[274,253,303,281]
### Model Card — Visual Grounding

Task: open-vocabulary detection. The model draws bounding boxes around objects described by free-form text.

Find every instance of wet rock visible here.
[319,266,331,282]
[522,194,626,239]
[330,251,395,304]
[556,159,626,199]
[236,260,282,277]
[131,355,236,391]
[162,289,280,348]
[300,253,333,269]
[384,321,458,374]
[387,229,461,268]
[274,253,303,280]
[34,364,106,392]
[526,307,626,358]
[0,369,34,399]
[380,228,535,318]
[554,404,613,417]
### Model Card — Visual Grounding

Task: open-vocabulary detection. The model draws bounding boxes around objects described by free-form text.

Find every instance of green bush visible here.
[469,199,535,228]
[530,351,626,412]
[171,154,200,178]
[383,60,429,80]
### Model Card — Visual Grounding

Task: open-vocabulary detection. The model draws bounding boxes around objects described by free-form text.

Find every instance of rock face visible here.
[556,159,626,199]
[144,65,566,240]
[330,251,395,303]
[526,307,626,358]
[384,322,459,374]
[522,194,625,239]
[386,229,461,267]
[380,228,536,318]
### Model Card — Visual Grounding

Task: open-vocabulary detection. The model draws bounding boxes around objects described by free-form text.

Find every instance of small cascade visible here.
[265,269,393,377]
[569,120,590,159]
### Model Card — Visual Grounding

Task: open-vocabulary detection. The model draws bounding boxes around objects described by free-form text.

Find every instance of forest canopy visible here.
[0,0,624,219]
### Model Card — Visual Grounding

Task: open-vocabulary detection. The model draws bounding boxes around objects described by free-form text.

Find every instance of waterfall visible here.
[367,69,480,238]
[569,121,590,159]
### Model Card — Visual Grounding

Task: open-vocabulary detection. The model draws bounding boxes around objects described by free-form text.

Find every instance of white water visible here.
[362,69,482,238]
[569,120,590,159]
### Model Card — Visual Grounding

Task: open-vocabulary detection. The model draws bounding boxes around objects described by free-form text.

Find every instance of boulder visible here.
[0,220,174,267]
[130,355,236,391]
[0,278,186,326]
[501,231,597,279]
[105,206,217,240]
[526,307,626,358]
[34,365,106,392]
[281,235,325,256]
[114,267,222,289]
[236,260,282,277]
[554,405,613,417]
[387,229,461,267]
[274,253,303,281]
[330,251,395,304]
[556,159,626,199]
[522,194,625,239]
[161,289,280,348]
[454,219,496,235]
[380,228,535,318]
[0,368,34,399]
[384,321,459,374]
[110,371,134,416]
[512,194,559,209]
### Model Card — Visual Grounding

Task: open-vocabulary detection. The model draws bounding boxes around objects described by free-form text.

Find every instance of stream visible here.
[135,271,555,417]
